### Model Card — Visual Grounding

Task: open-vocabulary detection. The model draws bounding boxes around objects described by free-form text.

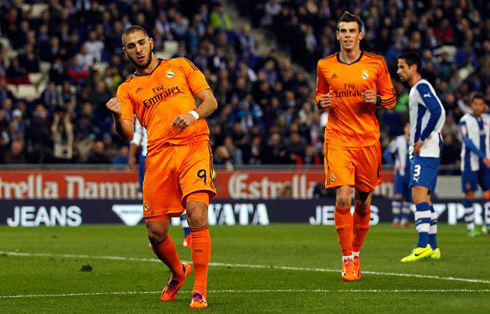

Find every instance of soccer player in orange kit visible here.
[106,25,217,308]
[316,12,396,281]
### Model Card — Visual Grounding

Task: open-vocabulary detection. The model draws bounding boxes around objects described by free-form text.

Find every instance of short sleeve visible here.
[459,121,468,139]
[116,83,135,122]
[179,58,210,95]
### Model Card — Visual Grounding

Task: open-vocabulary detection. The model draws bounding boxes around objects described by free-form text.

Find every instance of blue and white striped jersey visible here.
[387,135,411,176]
[408,79,446,158]
[131,117,148,157]
[459,113,490,171]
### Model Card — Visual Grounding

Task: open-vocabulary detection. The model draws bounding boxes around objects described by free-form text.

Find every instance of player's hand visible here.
[413,139,424,155]
[395,164,401,172]
[128,155,137,170]
[484,157,490,168]
[173,113,197,129]
[317,93,333,112]
[106,97,122,119]
[363,90,377,104]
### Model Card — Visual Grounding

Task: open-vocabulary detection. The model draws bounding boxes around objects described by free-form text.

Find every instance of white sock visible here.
[342,255,353,262]
[352,251,360,258]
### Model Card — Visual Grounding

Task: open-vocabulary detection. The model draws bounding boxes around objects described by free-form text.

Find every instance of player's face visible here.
[123,31,154,69]
[336,22,363,52]
[396,59,414,82]
[471,98,485,116]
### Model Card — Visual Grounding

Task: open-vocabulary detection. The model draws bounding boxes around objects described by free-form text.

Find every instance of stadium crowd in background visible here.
[0,0,490,172]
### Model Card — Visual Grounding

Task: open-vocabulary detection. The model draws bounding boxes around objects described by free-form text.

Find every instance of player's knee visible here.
[147,231,167,246]
[336,197,350,208]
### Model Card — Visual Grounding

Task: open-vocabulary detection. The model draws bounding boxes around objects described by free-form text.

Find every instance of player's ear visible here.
[149,37,154,51]
[122,47,127,56]
[336,30,340,40]
[359,31,364,40]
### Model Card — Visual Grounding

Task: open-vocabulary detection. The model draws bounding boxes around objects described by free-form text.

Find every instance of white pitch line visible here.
[1,251,490,285]
[1,289,490,299]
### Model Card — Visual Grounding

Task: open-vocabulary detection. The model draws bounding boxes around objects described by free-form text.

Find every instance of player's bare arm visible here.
[317,93,333,111]
[172,89,218,129]
[413,139,424,155]
[106,97,134,141]
[128,143,139,170]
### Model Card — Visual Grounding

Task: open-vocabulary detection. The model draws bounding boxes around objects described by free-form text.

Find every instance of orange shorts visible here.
[143,140,217,221]
[323,142,381,192]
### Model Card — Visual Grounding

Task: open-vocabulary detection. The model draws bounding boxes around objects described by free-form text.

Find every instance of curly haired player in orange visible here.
[106,25,217,308]
[316,12,396,281]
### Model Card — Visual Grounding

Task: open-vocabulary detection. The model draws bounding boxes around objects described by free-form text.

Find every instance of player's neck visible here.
[408,74,422,87]
[135,54,159,75]
[339,48,362,64]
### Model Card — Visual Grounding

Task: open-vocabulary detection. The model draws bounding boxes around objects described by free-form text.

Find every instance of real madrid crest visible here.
[331,174,337,182]
[361,70,369,80]
[166,69,175,79]
[144,202,149,211]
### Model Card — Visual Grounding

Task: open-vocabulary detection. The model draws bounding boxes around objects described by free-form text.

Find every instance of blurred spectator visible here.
[51,112,74,163]
[87,141,111,164]
[210,3,232,30]
[214,145,234,170]
[113,146,129,165]
[3,139,26,164]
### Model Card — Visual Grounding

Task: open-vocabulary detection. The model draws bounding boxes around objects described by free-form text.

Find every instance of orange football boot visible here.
[341,258,356,281]
[161,263,191,301]
[189,291,208,309]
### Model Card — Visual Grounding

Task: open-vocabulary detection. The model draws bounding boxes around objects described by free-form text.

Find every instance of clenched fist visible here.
[317,93,333,112]
[363,90,377,104]
[106,97,122,119]
[173,113,197,129]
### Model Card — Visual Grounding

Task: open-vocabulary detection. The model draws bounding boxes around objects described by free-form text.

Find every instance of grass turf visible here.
[0,223,489,313]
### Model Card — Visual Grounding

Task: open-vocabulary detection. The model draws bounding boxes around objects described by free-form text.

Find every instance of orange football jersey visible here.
[117,57,211,155]
[315,51,396,147]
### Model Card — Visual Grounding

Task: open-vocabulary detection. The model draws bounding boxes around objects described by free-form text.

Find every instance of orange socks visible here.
[334,205,353,256]
[152,235,185,280]
[190,225,211,295]
[352,208,371,252]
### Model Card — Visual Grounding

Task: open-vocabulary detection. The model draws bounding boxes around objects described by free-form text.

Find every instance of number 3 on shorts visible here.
[197,169,207,184]
[413,164,421,182]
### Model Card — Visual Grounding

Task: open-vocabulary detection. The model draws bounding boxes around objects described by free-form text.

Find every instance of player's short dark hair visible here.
[398,52,422,74]
[337,11,363,32]
[471,92,485,103]
[121,25,149,46]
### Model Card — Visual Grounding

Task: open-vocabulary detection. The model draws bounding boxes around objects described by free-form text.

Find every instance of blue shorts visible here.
[138,154,146,192]
[409,156,440,193]
[394,173,411,200]
[461,166,490,193]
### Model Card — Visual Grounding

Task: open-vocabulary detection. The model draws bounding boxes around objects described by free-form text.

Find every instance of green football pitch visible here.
[1,224,489,313]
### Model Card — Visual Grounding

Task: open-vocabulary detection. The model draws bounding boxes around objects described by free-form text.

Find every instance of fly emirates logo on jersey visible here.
[142,84,181,108]
[332,83,363,98]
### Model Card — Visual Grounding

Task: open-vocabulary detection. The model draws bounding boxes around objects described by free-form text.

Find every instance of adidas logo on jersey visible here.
[331,73,339,79]
[136,87,143,94]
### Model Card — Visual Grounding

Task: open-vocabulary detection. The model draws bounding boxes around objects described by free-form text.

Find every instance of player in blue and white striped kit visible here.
[459,93,490,237]
[383,123,412,228]
[129,117,192,247]
[397,52,445,262]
